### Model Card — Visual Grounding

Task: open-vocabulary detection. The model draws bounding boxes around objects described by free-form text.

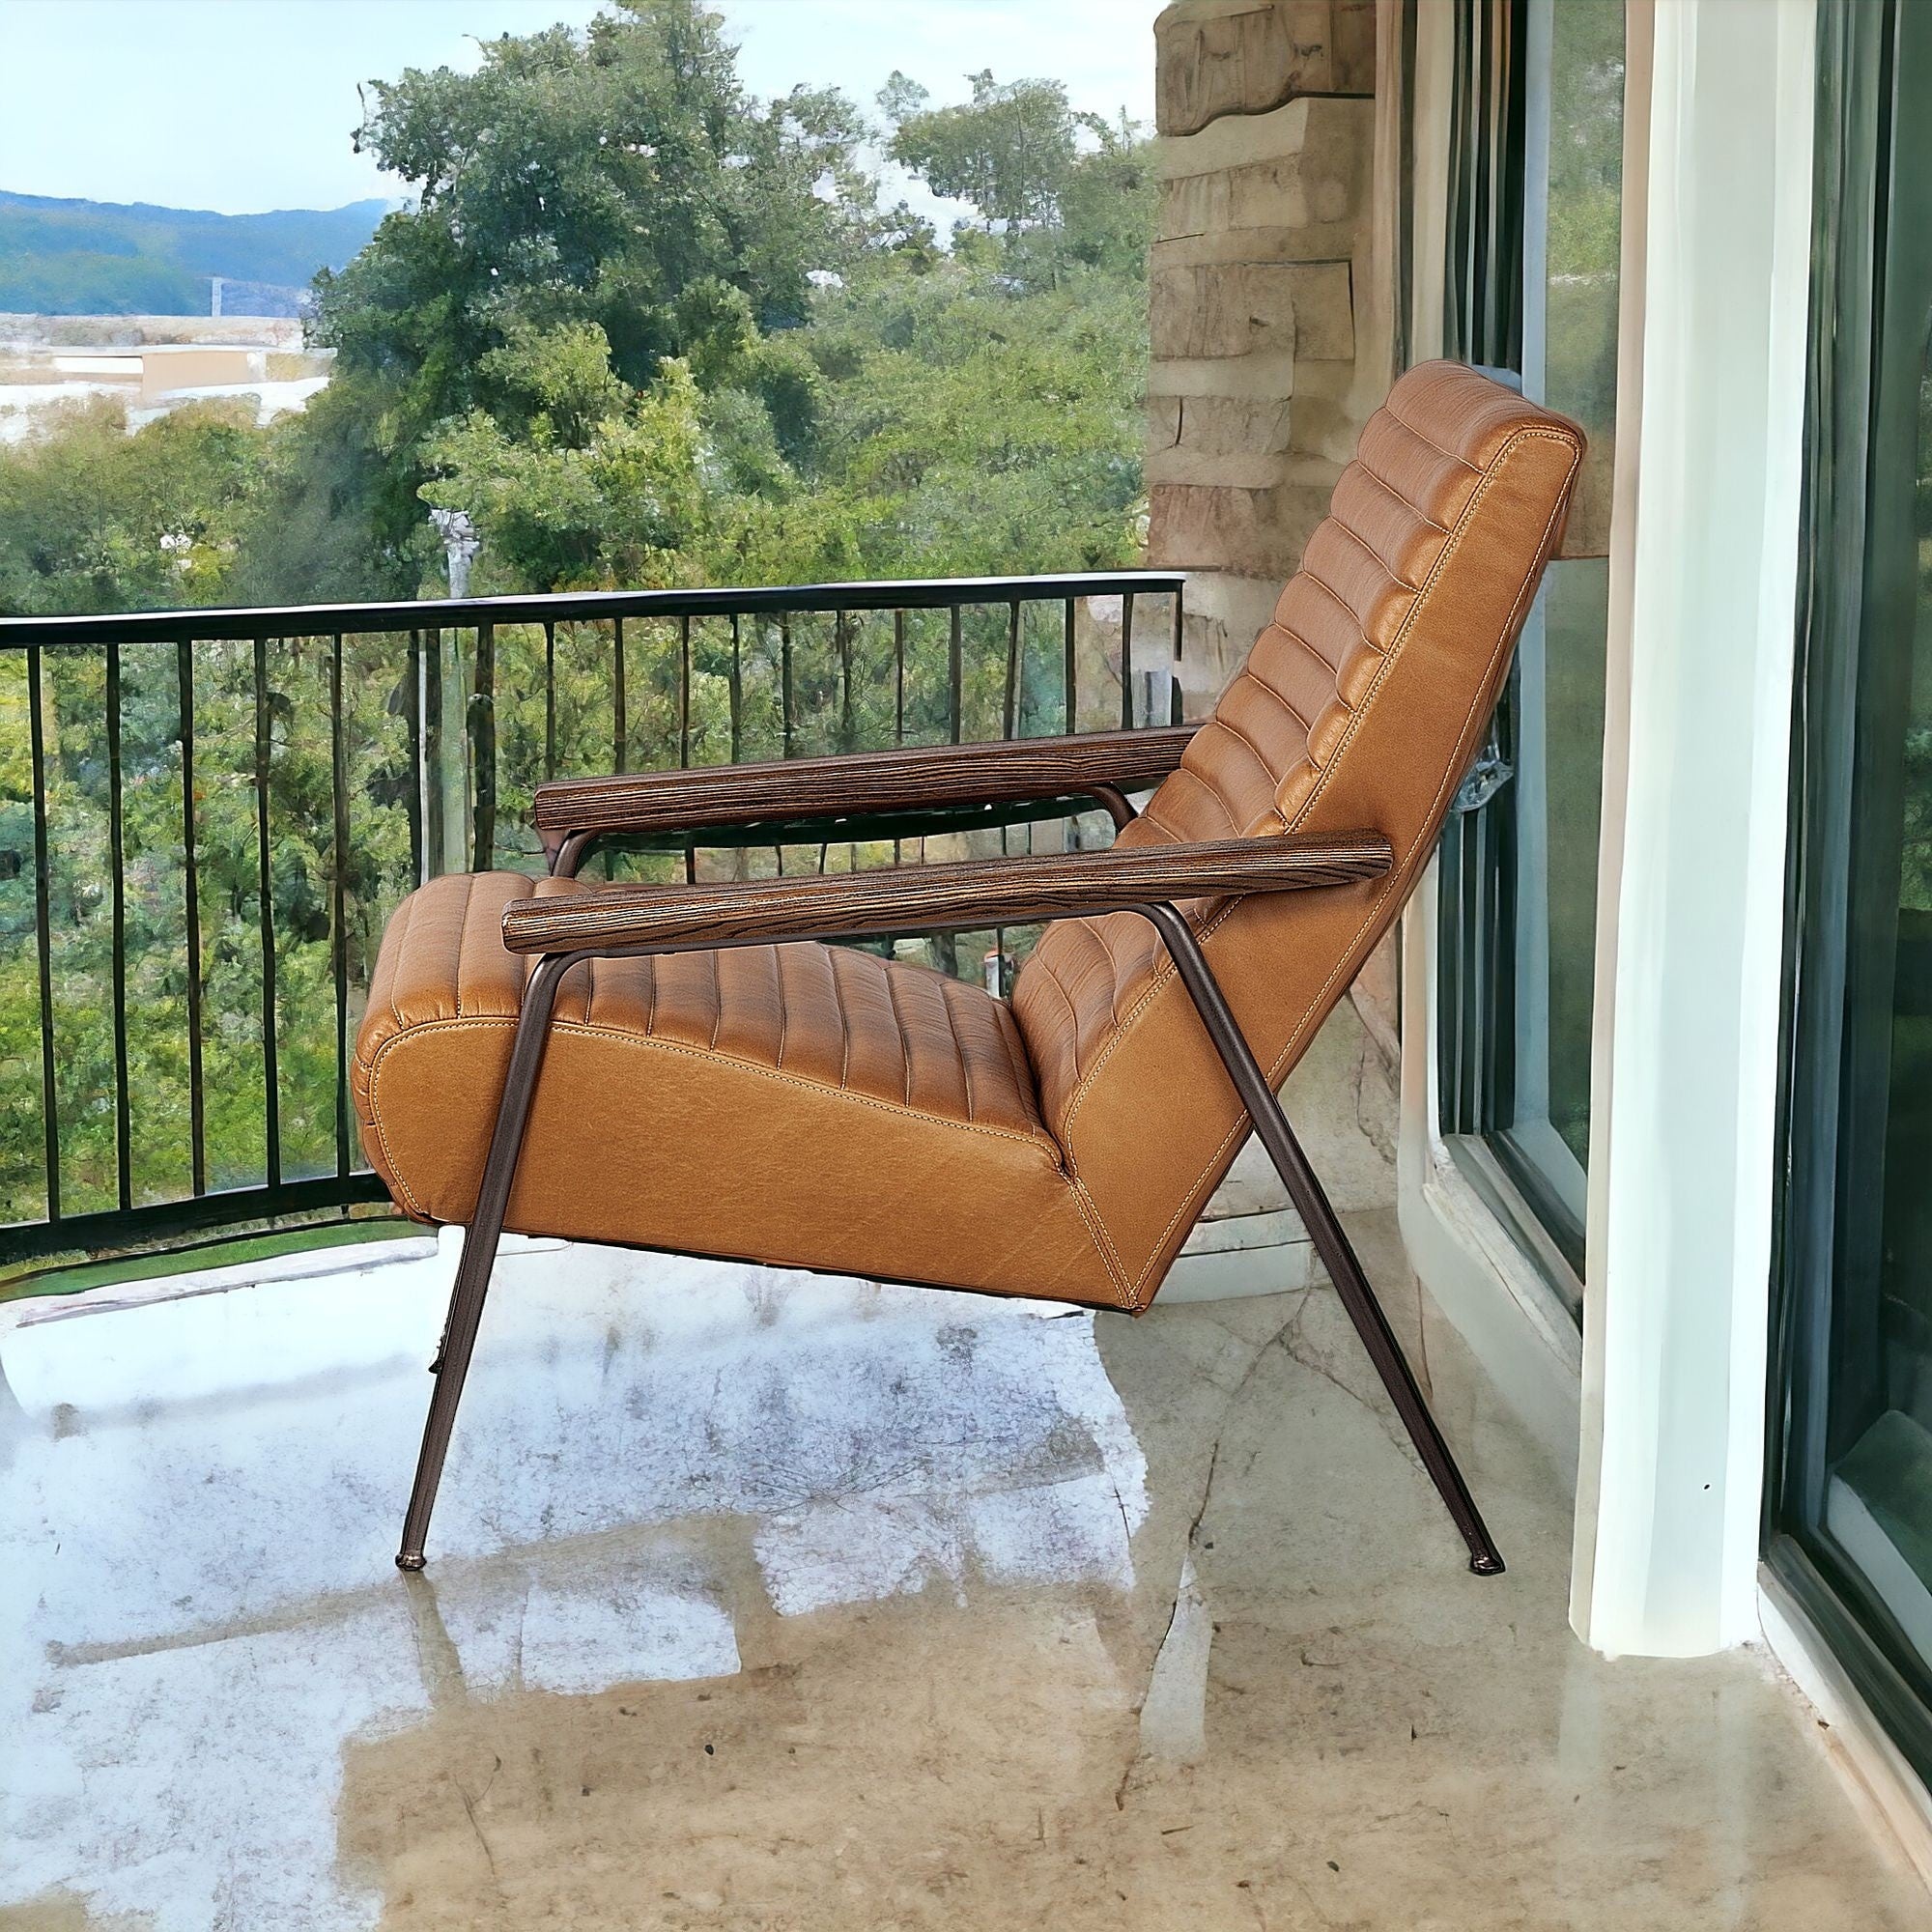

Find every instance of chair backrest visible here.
[1010,360,1582,1309]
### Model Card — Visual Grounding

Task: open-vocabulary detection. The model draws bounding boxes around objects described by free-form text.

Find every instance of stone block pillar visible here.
[1148,0,1379,710]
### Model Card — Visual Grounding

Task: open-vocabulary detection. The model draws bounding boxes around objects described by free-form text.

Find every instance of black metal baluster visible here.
[679,614,695,881]
[1003,599,1021,741]
[949,605,963,745]
[470,622,496,874]
[107,641,130,1211]
[678,613,692,766]
[1063,598,1081,853]
[780,616,794,758]
[997,596,1026,973]
[838,610,854,751]
[424,627,443,880]
[177,639,206,1197]
[28,643,58,1225]
[406,629,425,889]
[893,610,907,867]
[1063,597,1077,733]
[330,632,352,1180]
[773,613,790,872]
[936,601,967,975]
[894,610,906,747]
[254,635,280,1190]
[728,613,743,763]
[608,617,626,880]
[1171,585,1185,724]
[612,616,628,774]
[1121,589,1136,731]
[544,619,557,782]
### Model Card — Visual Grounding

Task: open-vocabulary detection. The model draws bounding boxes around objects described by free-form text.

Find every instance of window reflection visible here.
[1439,0,1623,1285]
[1821,325,1932,1660]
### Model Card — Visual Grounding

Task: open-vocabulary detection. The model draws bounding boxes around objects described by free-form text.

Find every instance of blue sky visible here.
[0,1,1166,225]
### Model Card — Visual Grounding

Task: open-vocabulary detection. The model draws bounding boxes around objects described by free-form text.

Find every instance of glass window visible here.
[1512,558,1607,1185]
[1435,0,1624,1291]
[1774,0,1932,1783]
[1813,338,1932,1660]
[1786,319,1932,1757]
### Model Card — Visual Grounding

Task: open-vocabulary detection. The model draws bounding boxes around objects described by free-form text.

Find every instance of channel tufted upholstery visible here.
[355,362,1581,1312]
[1009,362,1581,1300]
[355,867,1119,1303]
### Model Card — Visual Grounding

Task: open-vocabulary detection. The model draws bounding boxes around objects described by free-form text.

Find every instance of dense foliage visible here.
[1,0,1153,612]
[0,0,1155,1233]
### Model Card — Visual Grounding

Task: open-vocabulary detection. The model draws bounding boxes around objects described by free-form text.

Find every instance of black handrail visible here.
[0,571,1183,646]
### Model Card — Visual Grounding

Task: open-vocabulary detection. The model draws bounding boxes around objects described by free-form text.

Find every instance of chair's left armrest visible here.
[501,831,1394,958]
[531,725,1199,864]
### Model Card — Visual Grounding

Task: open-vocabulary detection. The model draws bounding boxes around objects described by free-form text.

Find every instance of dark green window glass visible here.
[1773,0,1932,1788]
[1435,0,1623,1293]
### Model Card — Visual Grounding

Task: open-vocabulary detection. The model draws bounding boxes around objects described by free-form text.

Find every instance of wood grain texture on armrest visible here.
[501,832,1394,956]
[531,726,1198,842]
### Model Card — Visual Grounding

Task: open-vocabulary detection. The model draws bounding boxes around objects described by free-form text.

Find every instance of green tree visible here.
[223,373,419,606]
[885,71,1086,233]
[0,398,261,615]
[1028,115,1160,280]
[419,346,710,592]
[310,0,875,563]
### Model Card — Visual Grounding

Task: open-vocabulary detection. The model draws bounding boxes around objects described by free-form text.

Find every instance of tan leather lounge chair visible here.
[355,361,1582,1574]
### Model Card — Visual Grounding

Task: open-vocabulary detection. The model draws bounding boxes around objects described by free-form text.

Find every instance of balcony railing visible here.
[0,571,1185,1263]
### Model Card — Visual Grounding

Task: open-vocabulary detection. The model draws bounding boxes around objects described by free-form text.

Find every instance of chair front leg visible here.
[396,950,578,1571]
[1137,901,1506,1577]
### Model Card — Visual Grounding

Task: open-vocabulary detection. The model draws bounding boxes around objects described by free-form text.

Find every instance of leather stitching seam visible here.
[1328,515,1422,591]
[1064,1170,1135,1307]
[882,961,912,1107]
[1380,397,1484,471]
[1291,570,1364,649]
[937,976,973,1123]
[362,1012,1059,1226]
[1240,665,1319,741]
[774,947,788,1072]
[1201,708,1280,789]
[991,1001,1044,1139]
[1163,763,1242,837]
[1352,460,1453,535]
[384,889,415,1038]
[451,871,477,1021]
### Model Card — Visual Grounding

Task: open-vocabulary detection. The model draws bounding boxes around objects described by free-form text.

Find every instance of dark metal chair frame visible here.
[394,724,1505,1577]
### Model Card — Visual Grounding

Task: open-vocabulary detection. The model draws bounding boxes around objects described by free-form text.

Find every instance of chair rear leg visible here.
[396,952,575,1572]
[1141,904,1506,1576]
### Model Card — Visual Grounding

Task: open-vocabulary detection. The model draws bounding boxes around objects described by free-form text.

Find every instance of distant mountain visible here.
[0,190,389,317]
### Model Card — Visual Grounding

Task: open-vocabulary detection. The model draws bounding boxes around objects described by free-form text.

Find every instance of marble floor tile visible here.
[0,1218,1923,1931]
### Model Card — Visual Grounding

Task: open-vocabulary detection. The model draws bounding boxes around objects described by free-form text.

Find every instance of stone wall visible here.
[1147,0,1379,708]
[1155,0,1375,134]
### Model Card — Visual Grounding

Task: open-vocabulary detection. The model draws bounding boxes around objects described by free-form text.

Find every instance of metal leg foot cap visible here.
[395,1550,427,1573]
[1468,1551,1506,1577]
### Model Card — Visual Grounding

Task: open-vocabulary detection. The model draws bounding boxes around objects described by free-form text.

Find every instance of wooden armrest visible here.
[501,831,1393,957]
[531,726,1199,854]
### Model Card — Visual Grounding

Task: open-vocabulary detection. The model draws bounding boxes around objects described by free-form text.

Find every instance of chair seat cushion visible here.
[353,871,1129,1307]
